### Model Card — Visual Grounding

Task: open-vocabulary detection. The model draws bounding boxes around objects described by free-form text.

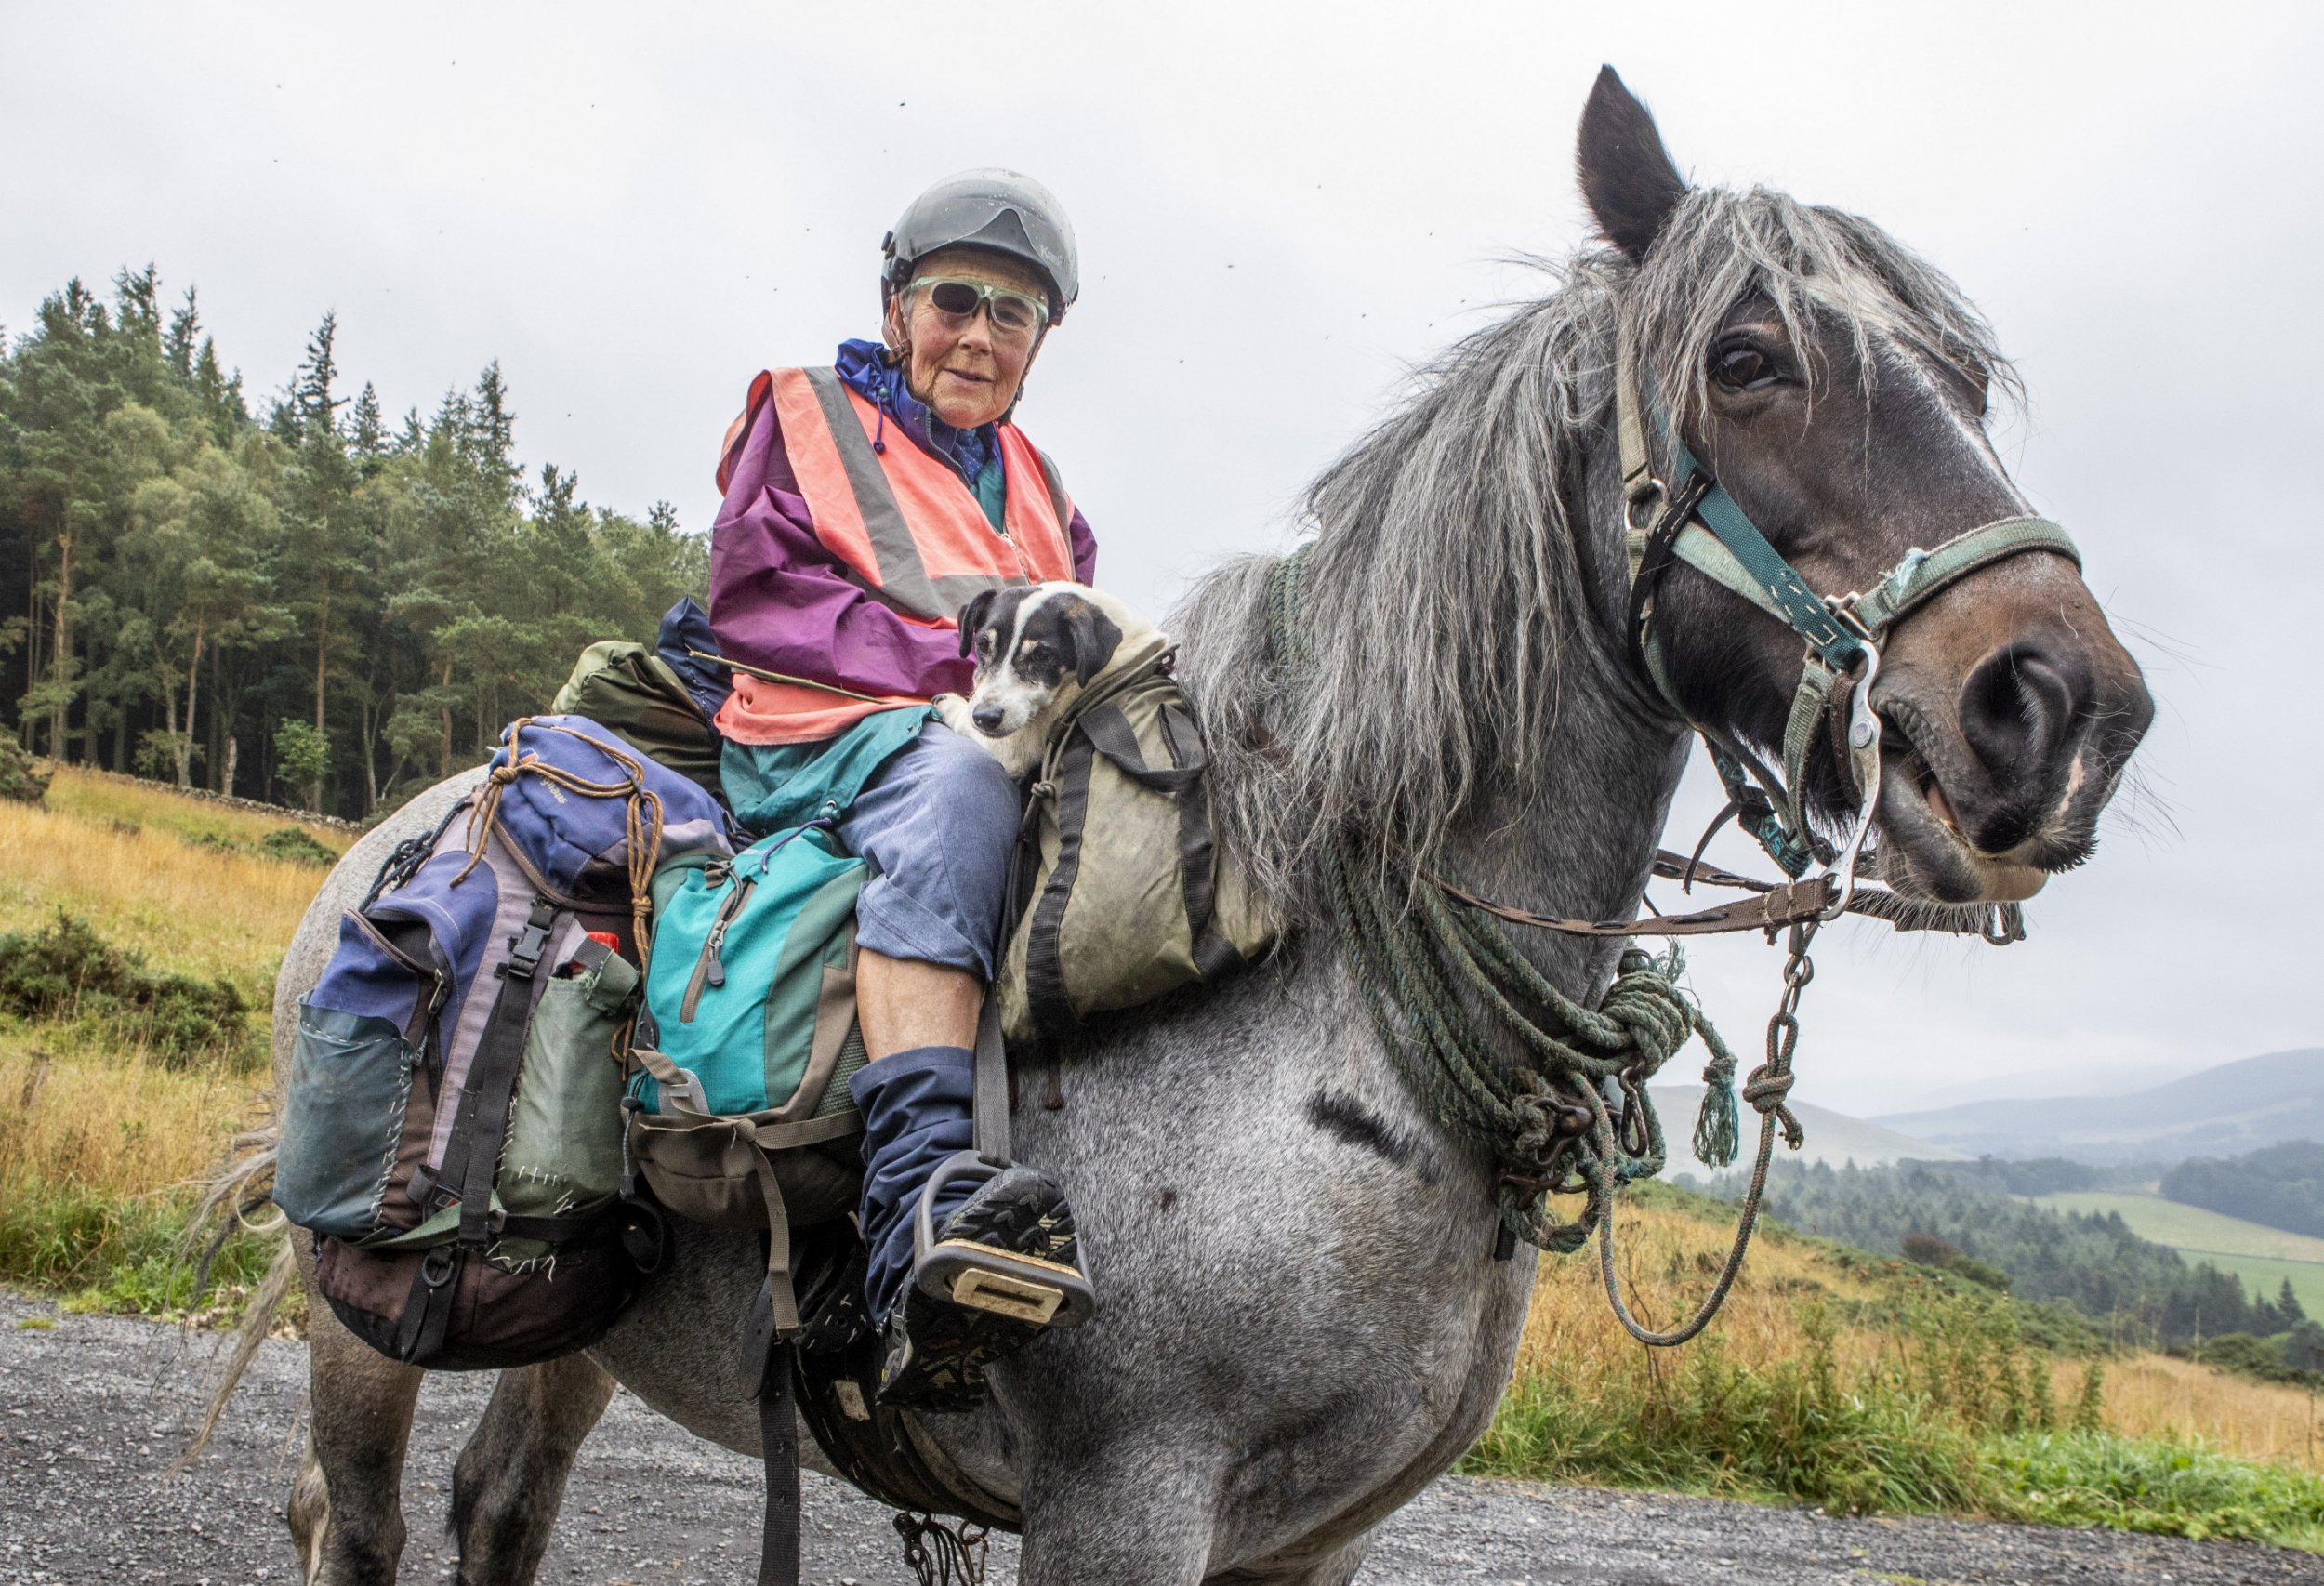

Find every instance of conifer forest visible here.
[0,266,708,820]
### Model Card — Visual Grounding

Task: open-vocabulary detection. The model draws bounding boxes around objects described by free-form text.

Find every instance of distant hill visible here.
[1870,1047,2324,1164]
[2159,1140,2324,1240]
[1652,1089,1966,1170]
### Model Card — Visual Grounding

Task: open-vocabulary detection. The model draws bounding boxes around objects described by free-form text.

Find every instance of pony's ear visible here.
[1577,66,1688,261]
[957,590,997,658]
[1060,597,1124,687]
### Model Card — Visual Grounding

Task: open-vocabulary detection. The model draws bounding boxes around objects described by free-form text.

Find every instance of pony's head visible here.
[1180,69,2152,922]
[1579,67,2153,905]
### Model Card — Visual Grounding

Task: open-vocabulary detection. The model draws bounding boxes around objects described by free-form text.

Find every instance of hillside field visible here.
[2032,1191,2324,1316]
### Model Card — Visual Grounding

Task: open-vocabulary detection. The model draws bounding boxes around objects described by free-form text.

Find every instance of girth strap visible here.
[757,1343,801,1586]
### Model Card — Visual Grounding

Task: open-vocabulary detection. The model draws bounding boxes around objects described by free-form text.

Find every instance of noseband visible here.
[1612,314,2080,932]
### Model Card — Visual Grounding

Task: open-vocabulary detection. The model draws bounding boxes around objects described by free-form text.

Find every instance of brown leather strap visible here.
[1437,850,2007,940]
[1437,872,1834,938]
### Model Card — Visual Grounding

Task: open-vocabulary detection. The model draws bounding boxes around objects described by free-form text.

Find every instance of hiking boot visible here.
[877,1157,1094,1411]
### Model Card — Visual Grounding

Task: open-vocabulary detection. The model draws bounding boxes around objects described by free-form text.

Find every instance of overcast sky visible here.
[7,2,2317,1117]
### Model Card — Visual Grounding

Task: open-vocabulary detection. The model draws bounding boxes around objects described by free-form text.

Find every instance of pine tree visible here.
[291,311,348,443]
[463,362,521,506]
[0,261,709,814]
[349,381,387,466]
[164,288,202,380]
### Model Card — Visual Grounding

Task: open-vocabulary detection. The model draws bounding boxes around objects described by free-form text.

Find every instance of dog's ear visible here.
[1060,597,1124,686]
[957,590,997,659]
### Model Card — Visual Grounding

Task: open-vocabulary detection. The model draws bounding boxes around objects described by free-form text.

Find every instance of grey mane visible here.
[1174,185,2019,921]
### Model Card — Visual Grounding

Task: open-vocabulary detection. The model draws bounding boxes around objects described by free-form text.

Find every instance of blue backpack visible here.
[273,716,731,1369]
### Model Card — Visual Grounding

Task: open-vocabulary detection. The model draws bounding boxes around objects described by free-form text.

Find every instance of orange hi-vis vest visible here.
[713,366,1080,745]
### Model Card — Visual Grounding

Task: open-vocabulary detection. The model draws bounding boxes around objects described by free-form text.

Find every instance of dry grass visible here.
[0,765,344,991]
[2085,1353,2324,1474]
[0,1031,261,1203]
[40,764,352,852]
[0,769,324,1304]
[1516,1188,2324,1476]
[1516,1191,1887,1375]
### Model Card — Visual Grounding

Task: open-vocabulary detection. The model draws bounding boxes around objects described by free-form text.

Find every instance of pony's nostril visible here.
[1955,641,2091,835]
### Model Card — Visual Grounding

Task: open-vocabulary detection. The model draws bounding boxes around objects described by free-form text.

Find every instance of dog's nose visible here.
[971,704,1005,734]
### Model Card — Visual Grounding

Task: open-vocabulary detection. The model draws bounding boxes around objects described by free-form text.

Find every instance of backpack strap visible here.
[395,892,557,1364]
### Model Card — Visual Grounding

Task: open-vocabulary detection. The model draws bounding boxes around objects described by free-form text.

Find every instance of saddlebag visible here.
[996,643,1276,1043]
[273,715,730,1369]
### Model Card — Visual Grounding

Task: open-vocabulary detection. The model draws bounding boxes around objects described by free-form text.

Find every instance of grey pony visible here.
[257,70,2155,1586]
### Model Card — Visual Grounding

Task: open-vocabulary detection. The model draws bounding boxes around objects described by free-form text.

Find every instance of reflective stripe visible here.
[803,368,929,608]
[772,367,1076,624]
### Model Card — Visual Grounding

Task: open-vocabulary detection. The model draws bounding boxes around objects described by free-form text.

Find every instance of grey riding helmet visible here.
[880,168,1080,323]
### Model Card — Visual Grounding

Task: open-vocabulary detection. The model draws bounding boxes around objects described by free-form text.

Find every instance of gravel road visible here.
[3,1292,2316,1585]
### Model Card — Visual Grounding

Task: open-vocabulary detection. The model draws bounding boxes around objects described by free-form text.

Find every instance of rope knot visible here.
[1740,1063,1804,1149]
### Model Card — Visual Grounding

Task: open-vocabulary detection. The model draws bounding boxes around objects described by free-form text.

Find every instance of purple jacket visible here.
[706,365,1098,724]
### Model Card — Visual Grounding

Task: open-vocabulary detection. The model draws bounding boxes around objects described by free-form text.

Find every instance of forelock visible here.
[1628,186,2018,428]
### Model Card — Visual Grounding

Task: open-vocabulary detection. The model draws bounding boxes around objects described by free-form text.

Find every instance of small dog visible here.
[935,582,1162,777]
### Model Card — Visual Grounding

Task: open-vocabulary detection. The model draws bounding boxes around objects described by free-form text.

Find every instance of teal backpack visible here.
[623,706,931,1337]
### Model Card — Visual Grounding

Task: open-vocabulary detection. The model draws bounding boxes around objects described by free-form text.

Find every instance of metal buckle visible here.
[1622,477,1668,540]
[1819,642,1884,921]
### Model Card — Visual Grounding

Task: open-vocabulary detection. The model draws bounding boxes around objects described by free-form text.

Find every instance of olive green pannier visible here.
[997,636,1276,1044]
[551,641,725,797]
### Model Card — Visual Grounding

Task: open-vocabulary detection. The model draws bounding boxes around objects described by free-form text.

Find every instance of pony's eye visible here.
[1712,345,1779,391]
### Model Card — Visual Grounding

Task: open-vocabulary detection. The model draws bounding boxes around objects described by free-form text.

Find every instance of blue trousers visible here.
[838,723,1021,982]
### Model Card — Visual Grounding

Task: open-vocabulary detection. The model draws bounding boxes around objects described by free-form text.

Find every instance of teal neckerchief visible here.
[720,705,935,838]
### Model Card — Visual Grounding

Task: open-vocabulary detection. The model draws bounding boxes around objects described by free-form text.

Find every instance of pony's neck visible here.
[1435,410,1692,991]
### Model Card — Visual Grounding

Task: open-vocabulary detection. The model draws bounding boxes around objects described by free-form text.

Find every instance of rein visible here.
[1270,306,2079,1349]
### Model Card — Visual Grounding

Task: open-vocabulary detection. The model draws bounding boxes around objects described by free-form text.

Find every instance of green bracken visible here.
[0,1183,275,1316]
[1465,1280,2324,1550]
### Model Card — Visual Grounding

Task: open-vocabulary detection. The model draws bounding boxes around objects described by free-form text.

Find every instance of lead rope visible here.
[1273,549,1810,1347]
[1591,920,1813,1347]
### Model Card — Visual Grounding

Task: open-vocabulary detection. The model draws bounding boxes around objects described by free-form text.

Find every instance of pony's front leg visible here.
[295,1292,425,1585]
[1014,1451,1218,1586]
[449,1352,617,1585]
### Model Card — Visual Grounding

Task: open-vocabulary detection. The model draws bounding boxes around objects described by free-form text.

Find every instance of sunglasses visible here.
[909,276,1050,340]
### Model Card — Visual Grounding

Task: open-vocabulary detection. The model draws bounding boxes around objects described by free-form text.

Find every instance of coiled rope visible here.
[456,715,668,956]
[1273,548,1808,1346]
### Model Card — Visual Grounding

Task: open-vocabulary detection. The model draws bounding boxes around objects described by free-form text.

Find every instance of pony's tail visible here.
[172,1119,294,1474]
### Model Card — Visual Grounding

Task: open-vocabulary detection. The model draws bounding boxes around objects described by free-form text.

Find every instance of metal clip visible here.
[1819,643,1885,921]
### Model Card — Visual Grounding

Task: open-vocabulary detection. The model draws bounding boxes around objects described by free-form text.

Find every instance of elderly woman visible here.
[706,171,1096,1409]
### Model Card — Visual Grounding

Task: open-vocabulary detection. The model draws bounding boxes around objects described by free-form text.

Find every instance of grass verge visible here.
[1464,1182,2324,1550]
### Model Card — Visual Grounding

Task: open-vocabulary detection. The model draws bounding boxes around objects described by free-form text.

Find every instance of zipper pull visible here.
[703,921,730,988]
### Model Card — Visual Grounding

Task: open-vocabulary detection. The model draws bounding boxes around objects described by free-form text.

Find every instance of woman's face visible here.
[884,245,1051,430]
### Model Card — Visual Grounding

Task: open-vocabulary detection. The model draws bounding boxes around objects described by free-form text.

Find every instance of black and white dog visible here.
[935,582,1162,777]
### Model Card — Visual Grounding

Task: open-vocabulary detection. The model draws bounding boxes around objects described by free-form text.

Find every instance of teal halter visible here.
[1611,315,2081,919]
